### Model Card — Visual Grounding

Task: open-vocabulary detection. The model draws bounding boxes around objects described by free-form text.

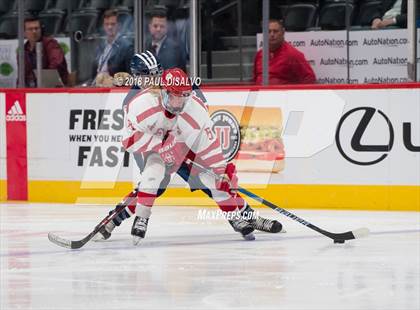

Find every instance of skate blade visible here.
[242,232,256,241]
[132,236,143,246]
[91,233,106,242]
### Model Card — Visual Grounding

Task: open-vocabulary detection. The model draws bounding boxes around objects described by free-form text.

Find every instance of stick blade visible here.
[48,232,74,249]
[352,227,370,239]
[323,227,370,241]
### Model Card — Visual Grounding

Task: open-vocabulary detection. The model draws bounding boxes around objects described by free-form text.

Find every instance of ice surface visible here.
[1,203,419,310]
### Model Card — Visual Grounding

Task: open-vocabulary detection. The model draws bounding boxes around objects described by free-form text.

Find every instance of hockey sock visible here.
[216,196,239,212]
[137,191,157,208]
[110,191,138,226]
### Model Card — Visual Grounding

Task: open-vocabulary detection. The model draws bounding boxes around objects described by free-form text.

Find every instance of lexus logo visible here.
[336,107,393,165]
[336,107,419,166]
[335,107,420,166]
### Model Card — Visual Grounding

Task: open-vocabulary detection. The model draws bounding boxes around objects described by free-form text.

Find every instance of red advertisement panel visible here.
[5,92,28,200]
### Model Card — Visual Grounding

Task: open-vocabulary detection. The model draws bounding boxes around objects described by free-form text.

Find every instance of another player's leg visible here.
[92,190,137,241]
[215,163,284,234]
[235,194,283,233]
[183,176,283,233]
[178,163,256,239]
[195,170,255,240]
[191,162,284,237]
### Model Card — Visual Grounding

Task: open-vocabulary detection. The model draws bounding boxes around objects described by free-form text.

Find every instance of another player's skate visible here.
[92,221,116,241]
[131,216,149,245]
[228,213,255,241]
[242,204,284,233]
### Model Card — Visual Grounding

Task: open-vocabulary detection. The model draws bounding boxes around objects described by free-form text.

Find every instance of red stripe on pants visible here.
[217,196,238,212]
[137,191,157,208]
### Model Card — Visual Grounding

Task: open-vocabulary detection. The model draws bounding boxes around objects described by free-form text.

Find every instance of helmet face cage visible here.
[161,89,191,114]
[160,68,192,114]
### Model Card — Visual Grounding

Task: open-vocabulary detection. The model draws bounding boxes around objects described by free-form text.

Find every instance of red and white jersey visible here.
[122,89,226,170]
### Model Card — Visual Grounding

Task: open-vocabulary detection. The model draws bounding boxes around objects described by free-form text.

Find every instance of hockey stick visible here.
[48,190,138,249]
[186,160,370,243]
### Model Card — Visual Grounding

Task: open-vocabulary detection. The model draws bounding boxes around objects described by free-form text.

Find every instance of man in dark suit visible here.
[370,0,419,29]
[92,9,134,86]
[145,10,186,72]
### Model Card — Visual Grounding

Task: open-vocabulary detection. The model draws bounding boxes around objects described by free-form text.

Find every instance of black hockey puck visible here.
[334,240,345,244]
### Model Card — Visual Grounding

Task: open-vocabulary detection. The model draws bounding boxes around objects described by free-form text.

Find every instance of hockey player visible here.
[94,53,283,244]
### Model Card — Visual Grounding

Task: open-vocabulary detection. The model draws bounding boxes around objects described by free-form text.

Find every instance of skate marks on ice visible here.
[45,227,420,251]
[2,228,418,258]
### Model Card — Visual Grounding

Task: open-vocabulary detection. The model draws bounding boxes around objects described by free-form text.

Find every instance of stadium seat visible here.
[0,16,17,38]
[45,0,82,11]
[115,6,133,34]
[145,4,168,17]
[272,0,318,21]
[172,0,188,19]
[319,1,354,30]
[277,5,289,20]
[39,9,66,36]
[158,0,181,8]
[284,3,317,31]
[0,11,31,38]
[67,8,99,36]
[110,0,133,9]
[26,0,47,11]
[120,0,134,9]
[5,0,45,14]
[319,0,354,6]
[80,0,113,10]
[295,0,318,3]
[353,0,381,26]
[0,1,15,15]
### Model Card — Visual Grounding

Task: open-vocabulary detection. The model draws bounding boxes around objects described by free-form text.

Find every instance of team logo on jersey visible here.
[6,100,26,122]
[210,110,241,162]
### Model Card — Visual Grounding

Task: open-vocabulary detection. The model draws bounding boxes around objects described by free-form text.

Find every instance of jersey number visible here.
[205,127,214,140]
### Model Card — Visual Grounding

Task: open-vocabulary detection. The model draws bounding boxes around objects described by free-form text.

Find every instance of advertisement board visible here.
[0,87,419,209]
[0,92,6,200]
[257,29,420,84]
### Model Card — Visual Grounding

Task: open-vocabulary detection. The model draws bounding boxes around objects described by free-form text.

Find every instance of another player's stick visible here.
[186,160,370,244]
[48,190,138,249]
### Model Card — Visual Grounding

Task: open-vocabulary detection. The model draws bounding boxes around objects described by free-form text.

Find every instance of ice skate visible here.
[92,220,116,241]
[131,216,149,245]
[241,204,284,233]
[228,215,255,241]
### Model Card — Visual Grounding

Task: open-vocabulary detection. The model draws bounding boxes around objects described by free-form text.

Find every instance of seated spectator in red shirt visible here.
[20,16,69,87]
[253,19,316,85]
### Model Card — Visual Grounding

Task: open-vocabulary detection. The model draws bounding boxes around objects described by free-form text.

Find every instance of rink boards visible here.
[0,85,419,211]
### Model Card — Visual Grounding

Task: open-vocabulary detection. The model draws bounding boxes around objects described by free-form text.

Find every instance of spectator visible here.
[253,19,315,85]
[21,16,69,87]
[92,9,134,86]
[146,10,186,71]
[370,0,419,29]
